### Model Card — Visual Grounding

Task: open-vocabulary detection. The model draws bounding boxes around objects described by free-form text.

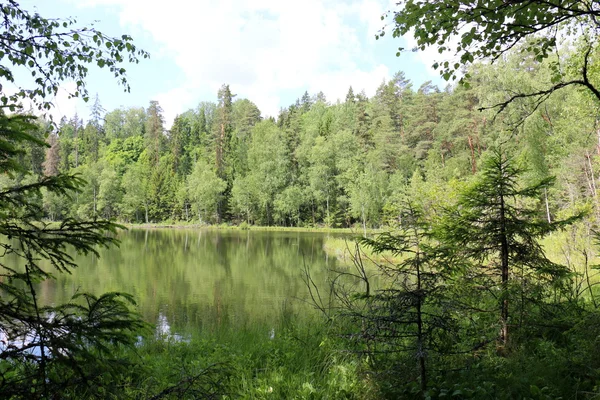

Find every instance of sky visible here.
[17,0,445,128]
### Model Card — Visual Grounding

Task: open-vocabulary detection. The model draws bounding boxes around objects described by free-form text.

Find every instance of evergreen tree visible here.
[345,86,355,104]
[145,100,165,166]
[315,91,327,104]
[170,114,192,177]
[441,148,581,348]
[349,203,458,396]
[301,90,312,113]
[90,94,105,131]
[0,114,145,398]
[70,113,82,168]
[148,155,176,221]
[214,84,235,221]
[214,84,234,178]
[0,1,149,394]
[354,90,371,148]
[57,116,73,173]
[231,98,261,176]
[81,121,100,162]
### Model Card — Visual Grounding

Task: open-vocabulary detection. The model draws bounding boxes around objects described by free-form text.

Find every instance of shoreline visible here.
[121,222,381,235]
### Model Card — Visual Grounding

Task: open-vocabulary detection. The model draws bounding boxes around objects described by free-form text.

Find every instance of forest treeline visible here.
[12,46,600,229]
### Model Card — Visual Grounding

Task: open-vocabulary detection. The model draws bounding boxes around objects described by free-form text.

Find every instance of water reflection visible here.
[156,311,189,343]
[37,229,349,337]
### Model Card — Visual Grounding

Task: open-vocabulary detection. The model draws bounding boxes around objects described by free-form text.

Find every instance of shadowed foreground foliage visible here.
[315,149,600,399]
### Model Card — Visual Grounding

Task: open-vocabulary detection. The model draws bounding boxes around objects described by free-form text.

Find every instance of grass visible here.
[112,314,376,399]
[322,236,403,265]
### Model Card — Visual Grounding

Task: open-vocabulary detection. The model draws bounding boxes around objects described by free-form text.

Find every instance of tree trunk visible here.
[361,205,366,237]
[415,249,427,394]
[326,195,330,226]
[74,139,79,168]
[93,186,97,217]
[585,151,600,221]
[468,135,476,174]
[544,188,551,223]
[499,185,510,349]
[596,122,600,155]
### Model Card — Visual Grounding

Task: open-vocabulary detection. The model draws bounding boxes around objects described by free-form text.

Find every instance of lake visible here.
[36,229,354,338]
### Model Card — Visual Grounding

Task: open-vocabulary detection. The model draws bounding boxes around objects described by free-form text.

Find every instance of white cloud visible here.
[307,64,390,103]
[153,86,196,129]
[402,27,464,81]
[70,0,404,126]
[3,80,83,123]
[51,82,82,121]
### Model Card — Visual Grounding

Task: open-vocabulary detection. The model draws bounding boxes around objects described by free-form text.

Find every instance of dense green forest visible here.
[4,0,600,398]
[19,48,600,232]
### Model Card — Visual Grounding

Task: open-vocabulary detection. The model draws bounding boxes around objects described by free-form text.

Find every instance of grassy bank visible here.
[92,318,375,399]
[322,236,403,265]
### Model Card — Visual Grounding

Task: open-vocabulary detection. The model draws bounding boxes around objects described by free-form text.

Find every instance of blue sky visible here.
[18,0,444,127]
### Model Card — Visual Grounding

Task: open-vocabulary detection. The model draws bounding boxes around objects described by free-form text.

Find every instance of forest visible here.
[20,50,600,233]
[3,0,600,398]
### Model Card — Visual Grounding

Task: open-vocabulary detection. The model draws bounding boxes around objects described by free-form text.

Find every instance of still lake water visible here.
[36,229,352,337]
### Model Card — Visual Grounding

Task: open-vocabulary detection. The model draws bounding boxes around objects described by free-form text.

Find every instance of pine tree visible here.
[231,98,261,176]
[315,91,327,104]
[81,122,100,162]
[345,86,355,104]
[355,203,457,396]
[214,84,234,180]
[0,113,146,398]
[354,90,370,148]
[301,90,312,113]
[441,148,581,348]
[145,100,165,166]
[90,92,103,120]
[214,84,235,221]
[170,114,191,177]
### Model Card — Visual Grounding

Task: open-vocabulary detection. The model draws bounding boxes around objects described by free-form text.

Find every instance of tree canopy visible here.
[0,2,154,397]
[381,0,600,106]
[0,0,149,112]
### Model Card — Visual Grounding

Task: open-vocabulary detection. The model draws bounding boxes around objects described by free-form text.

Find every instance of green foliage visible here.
[382,0,600,98]
[0,4,162,398]
[0,1,148,112]
[245,120,290,224]
[84,321,371,400]
[441,148,583,346]
[0,112,149,398]
[32,42,600,232]
[320,147,600,398]
[349,203,458,395]
[121,159,150,222]
[187,158,226,223]
[5,1,600,397]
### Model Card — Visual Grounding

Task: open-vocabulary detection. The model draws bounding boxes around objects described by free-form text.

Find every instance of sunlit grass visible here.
[125,312,375,399]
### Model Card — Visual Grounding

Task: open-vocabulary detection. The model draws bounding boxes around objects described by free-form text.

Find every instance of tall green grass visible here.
[106,310,375,399]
